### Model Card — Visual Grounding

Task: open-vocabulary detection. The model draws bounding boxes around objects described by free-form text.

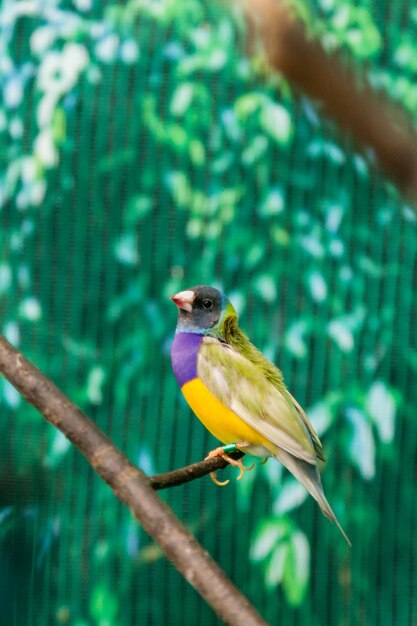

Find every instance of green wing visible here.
[198,338,322,464]
[285,389,325,461]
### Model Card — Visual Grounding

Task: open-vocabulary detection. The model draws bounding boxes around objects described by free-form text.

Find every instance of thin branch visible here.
[240,0,417,201]
[0,335,267,626]
[149,451,244,490]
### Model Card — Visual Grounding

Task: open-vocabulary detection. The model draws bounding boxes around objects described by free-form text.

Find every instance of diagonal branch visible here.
[240,0,417,201]
[0,335,267,626]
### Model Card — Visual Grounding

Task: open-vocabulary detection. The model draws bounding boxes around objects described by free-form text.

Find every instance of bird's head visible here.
[171,285,237,337]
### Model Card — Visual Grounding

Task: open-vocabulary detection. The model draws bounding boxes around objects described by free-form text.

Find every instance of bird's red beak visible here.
[171,290,195,313]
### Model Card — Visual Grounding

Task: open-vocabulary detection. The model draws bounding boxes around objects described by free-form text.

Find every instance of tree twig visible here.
[149,450,244,490]
[240,0,417,201]
[0,335,267,626]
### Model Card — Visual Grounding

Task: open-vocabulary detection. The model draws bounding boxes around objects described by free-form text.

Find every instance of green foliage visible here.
[90,585,119,626]
[251,517,310,605]
[1,0,417,624]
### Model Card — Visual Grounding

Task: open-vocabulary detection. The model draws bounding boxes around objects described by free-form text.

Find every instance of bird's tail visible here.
[274,450,351,546]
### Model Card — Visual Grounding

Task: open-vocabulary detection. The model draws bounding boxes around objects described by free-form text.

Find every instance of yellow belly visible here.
[182,377,270,449]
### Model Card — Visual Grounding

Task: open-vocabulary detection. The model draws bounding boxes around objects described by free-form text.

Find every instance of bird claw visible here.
[233,458,255,480]
[260,457,269,465]
[205,444,255,486]
[209,472,230,487]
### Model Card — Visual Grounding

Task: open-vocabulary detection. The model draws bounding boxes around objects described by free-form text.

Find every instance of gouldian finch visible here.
[171,285,350,545]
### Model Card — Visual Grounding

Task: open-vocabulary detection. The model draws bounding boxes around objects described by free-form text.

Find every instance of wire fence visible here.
[1,1,417,624]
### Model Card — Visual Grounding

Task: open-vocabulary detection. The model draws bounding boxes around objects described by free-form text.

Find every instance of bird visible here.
[170,285,350,545]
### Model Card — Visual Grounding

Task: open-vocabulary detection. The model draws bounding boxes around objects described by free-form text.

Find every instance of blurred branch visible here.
[0,335,267,626]
[149,450,244,490]
[240,0,417,200]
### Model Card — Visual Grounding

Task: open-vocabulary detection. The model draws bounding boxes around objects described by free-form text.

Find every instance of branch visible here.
[149,451,244,490]
[0,335,267,626]
[240,0,417,201]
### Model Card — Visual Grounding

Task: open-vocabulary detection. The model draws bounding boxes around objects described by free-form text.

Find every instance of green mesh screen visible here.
[1,1,417,625]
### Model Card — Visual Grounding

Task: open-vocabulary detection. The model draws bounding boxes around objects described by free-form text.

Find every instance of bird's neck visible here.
[220,316,285,388]
[214,314,251,349]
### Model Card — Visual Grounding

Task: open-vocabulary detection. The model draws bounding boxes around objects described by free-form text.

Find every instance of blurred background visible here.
[1,0,417,624]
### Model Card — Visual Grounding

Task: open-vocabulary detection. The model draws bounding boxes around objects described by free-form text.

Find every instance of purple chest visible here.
[171,332,203,388]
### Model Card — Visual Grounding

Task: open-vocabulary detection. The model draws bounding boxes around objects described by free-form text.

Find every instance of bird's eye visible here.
[202,299,213,310]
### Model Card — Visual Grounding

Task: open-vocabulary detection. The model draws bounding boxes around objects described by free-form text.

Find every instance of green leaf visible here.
[125,195,152,224]
[328,320,354,352]
[366,381,396,444]
[346,406,375,479]
[90,584,119,625]
[284,321,309,358]
[170,83,194,116]
[189,138,205,165]
[52,107,66,143]
[87,365,107,405]
[114,233,139,266]
[282,531,310,606]
[265,542,289,588]
[250,517,291,562]
[253,274,277,302]
[260,102,292,145]
[273,479,308,515]
[166,170,192,208]
[307,401,333,437]
[242,135,268,165]
[19,296,42,321]
[271,226,290,247]
[167,123,187,148]
[259,188,284,217]
[3,320,19,346]
[2,380,21,408]
[234,93,263,119]
[44,430,71,468]
[307,270,327,303]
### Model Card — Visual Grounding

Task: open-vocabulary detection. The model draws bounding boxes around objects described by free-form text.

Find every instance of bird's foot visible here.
[205,442,255,487]
[260,457,269,465]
